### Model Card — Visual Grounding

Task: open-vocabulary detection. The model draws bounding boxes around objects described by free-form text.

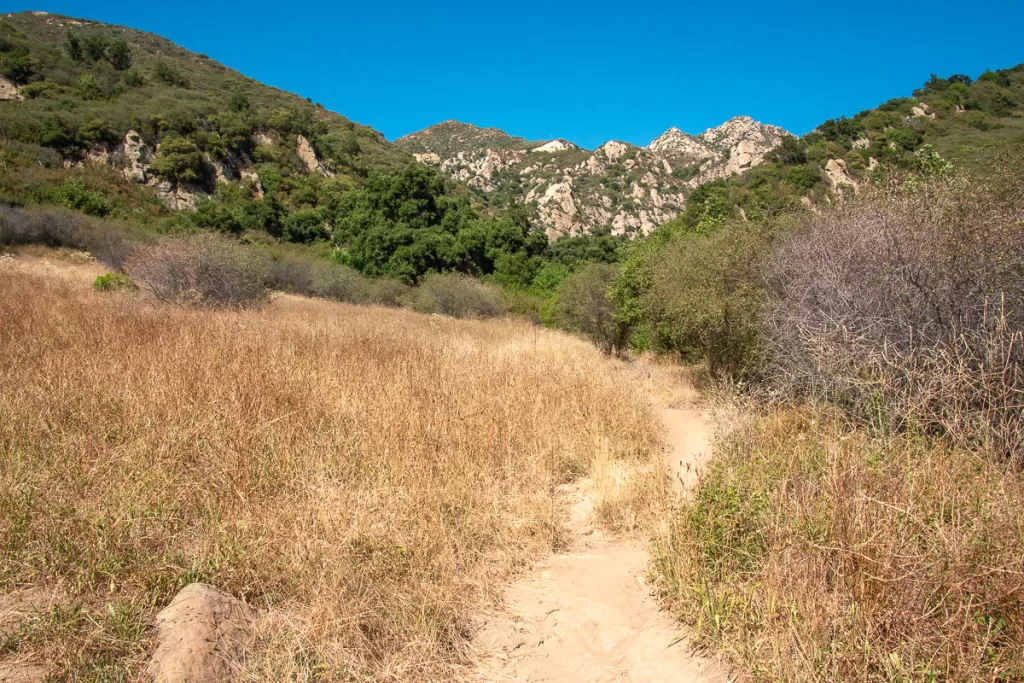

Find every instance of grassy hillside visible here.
[668,65,1024,227]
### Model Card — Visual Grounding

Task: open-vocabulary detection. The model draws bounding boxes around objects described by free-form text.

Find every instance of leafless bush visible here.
[412,273,504,319]
[126,234,269,308]
[0,204,138,270]
[0,204,84,248]
[766,168,1024,462]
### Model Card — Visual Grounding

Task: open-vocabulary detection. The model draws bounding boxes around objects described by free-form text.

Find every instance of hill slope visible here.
[0,10,413,216]
[396,117,789,238]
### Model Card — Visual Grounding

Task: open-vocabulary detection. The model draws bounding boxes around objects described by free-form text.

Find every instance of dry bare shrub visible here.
[0,269,659,679]
[654,407,1024,682]
[766,168,1024,463]
[0,204,138,270]
[125,233,269,308]
[412,272,504,319]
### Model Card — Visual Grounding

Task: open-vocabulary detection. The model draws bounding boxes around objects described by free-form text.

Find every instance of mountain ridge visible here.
[395,116,790,237]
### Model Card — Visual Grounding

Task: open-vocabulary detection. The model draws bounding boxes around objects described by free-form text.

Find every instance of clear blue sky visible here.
[7,1,1024,148]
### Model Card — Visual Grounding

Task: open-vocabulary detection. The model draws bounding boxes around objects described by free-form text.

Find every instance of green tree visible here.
[150,136,207,184]
[65,31,82,61]
[106,38,131,70]
[82,34,109,61]
[0,49,33,84]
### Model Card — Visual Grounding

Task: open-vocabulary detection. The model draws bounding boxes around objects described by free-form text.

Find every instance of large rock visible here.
[296,135,333,176]
[396,116,790,239]
[0,76,21,101]
[118,130,148,183]
[147,583,255,683]
[824,158,858,192]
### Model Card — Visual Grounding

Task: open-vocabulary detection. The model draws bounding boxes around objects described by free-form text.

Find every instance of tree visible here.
[107,39,131,70]
[65,31,83,61]
[149,136,207,184]
[82,35,109,61]
[228,90,252,113]
[0,49,34,84]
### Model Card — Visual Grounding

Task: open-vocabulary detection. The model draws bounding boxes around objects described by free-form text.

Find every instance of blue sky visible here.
[8,1,1024,148]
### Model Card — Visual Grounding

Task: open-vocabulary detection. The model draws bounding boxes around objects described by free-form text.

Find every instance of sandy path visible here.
[473,369,727,682]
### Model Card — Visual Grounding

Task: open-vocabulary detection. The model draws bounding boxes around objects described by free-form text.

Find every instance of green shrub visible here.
[53,179,110,217]
[613,221,775,377]
[93,272,137,292]
[552,263,629,355]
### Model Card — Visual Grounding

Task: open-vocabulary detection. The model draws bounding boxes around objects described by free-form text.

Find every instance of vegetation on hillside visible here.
[676,65,1024,224]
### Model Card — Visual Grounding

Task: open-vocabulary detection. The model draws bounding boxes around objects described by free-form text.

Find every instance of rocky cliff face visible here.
[396,116,789,238]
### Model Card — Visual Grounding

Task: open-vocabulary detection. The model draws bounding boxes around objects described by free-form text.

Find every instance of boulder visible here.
[147,583,255,683]
[0,76,21,101]
[824,158,858,192]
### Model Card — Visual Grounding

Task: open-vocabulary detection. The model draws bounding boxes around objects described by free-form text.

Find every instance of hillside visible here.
[396,117,789,238]
[0,11,413,218]
[672,64,1024,228]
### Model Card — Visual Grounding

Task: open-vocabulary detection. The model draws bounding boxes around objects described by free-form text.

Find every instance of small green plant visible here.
[93,272,137,292]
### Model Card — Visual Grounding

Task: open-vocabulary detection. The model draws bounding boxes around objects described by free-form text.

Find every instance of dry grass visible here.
[654,405,1024,682]
[0,261,661,680]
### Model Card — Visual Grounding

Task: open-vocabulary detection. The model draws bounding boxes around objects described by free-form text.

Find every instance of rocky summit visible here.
[396,116,789,238]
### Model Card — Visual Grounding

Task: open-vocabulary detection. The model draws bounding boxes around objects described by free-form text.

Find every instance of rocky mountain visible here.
[396,116,790,238]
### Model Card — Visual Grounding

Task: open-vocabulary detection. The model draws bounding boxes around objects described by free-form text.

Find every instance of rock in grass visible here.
[147,583,255,683]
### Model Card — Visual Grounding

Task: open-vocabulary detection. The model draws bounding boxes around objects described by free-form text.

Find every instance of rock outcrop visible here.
[117,130,148,183]
[147,583,255,683]
[296,134,333,176]
[396,116,790,238]
[0,75,22,101]
[824,158,858,192]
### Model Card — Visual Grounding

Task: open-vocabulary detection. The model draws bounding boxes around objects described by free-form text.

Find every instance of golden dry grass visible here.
[0,261,662,680]
[654,405,1024,682]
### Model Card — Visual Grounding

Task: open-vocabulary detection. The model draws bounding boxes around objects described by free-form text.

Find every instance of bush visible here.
[93,272,137,292]
[125,234,268,308]
[53,179,110,217]
[367,278,410,308]
[309,260,371,304]
[765,167,1024,462]
[553,263,629,355]
[412,273,504,319]
[0,205,138,270]
[614,221,775,376]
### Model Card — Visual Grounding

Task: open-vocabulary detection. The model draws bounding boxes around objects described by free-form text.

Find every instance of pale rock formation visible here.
[254,132,275,147]
[532,139,577,153]
[118,130,148,183]
[241,168,264,199]
[647,127,717,163]
[0,75,21,101]
[599,140,632,163]
[910,103,935,120]
[396,116,789,238]
[146,178,205,210]
[824,158,858,191]
[147,583,255,683]
[414,151,441,164]
[852,137,871,149]
[297,135,332,176]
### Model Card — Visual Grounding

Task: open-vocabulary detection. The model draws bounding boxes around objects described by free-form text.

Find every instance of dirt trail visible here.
[473,366,727,682]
